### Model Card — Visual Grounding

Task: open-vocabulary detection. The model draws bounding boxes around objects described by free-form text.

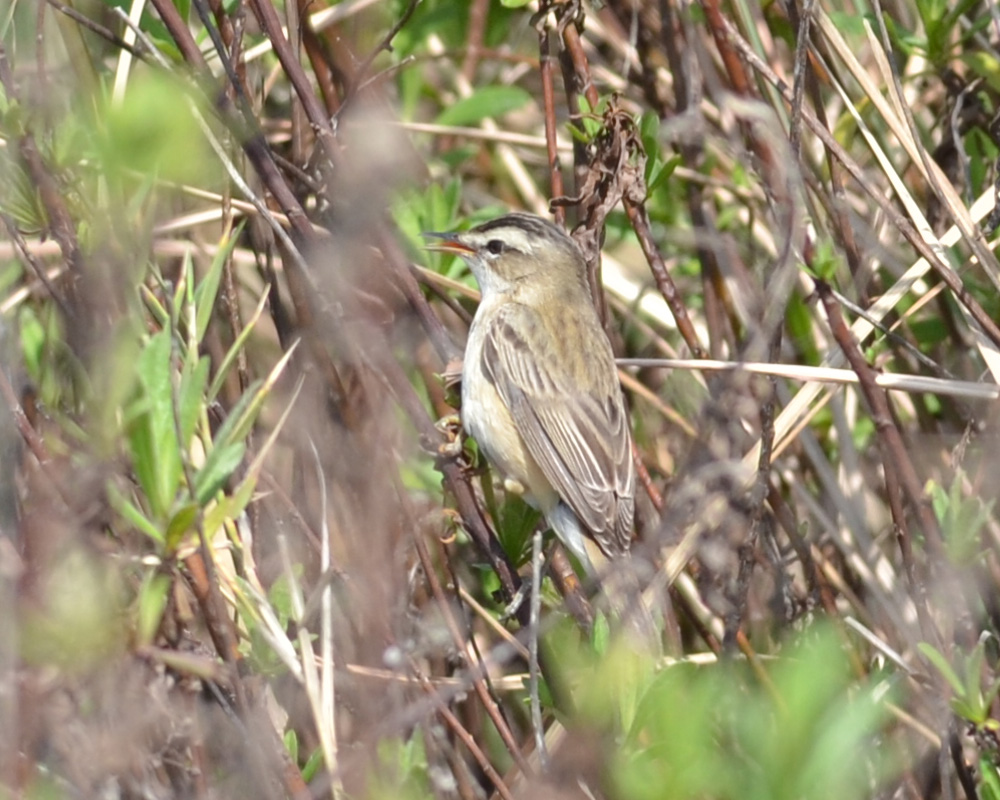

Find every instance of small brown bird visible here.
[426,212,636,575]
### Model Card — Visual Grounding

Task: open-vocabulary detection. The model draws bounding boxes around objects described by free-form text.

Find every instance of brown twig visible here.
[0,367,49,467]
[701,0,784,202]
[622,198,708,358]
[536,18,566,226]
[298,0,342,116]
[246,0,339,166]
[815,278,942,645]
[460,0,489,83]
[0,214,72,320]
[375,345,523,605]
[380,233,463,365]
[347,0,420,98]
[410,659,517,800]
[400,482,534,778]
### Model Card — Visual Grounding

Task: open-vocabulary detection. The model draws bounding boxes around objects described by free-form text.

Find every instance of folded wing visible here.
[481,303,635,556]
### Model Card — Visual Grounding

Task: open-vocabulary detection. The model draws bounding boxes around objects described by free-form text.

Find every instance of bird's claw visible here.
[424,414,464,460]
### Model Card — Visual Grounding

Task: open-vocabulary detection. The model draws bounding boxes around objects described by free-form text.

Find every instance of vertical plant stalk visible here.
[411,661,517,800]
[552,12,708,359]
[621,198,707,358]
[815,278,943,645]
[163,298,247,712]
[786,0,815,159]
[701,0,785,204]
[731,366,779,638]
[404,485,534,782]
[0,366,49,466]
[460,0,488,83]
[156,0,369,430]
[536,20,565,226]
[306,445,344,800]
[783,0,865,284]
[528,528,548,771]
[246,0,339,165]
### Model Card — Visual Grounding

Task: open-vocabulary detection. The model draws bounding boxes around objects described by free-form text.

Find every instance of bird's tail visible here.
[583,539,661,656]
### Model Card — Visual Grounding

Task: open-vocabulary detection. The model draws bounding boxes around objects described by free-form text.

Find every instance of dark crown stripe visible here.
[472,213,568,243]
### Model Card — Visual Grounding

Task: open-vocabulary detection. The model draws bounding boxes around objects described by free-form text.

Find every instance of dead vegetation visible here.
[2,0,1000,798]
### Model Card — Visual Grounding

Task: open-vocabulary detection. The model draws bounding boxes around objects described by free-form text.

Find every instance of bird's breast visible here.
[462,313,556,512]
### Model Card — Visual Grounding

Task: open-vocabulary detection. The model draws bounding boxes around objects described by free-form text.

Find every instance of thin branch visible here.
[815,278,942,645]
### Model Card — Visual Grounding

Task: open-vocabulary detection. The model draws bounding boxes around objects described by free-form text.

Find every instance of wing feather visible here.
[482,303,635,555]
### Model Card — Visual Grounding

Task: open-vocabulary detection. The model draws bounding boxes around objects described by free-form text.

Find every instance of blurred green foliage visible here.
[608,626,894,800]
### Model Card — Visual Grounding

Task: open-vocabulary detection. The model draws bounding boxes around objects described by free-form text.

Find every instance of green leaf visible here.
[165,502,200,553]
[178,355,210,448]
[806,238,840,281]
[495,495,541,566]
[638,110,659,150]
[648,153,681,194]
[137,572,172,647]
[284,730,299,765]
[301,746,325,784]
[204,374,303,539]
[929,473,995,564]
[966,642,987,717]
[786,291,820,364]
[194,223,244,341]
[435,85,532,127]
[202,470,257,542]
[140,284,170,330]
[592,612,611,656]
[129,330,181,519]
[826,10,870,37]
[208,378,262,453]
[207,290,267,403]
[980,757,1000,800]
[268,565,304,629]
[577,94,605,139]
[917,642,966,697]
[97,72,212,184]
[107,483,164,544]
[960,51,1000,94]
[0,155,45,235]
[211,343,298,447]
[19,306,46,381]
[193,441,246,505]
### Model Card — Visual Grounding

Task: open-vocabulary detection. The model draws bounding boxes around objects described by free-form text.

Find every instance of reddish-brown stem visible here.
[404,489,534,778]
[298,0,342,116]
[633,442,663,512]
[815,278,943,644]
[0,367,49,467]
[701,0,785,206]
[410,661,517,800]
[537,23,565,225]
[246,0,339,166]
[460,0,489,83]
[560,21,599,111]
[622,198,707,358]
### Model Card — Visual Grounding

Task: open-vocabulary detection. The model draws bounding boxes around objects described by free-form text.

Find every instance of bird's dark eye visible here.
[485,239,505,255]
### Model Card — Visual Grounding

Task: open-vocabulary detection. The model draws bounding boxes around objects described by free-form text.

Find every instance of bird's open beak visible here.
[422,231,475,255]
